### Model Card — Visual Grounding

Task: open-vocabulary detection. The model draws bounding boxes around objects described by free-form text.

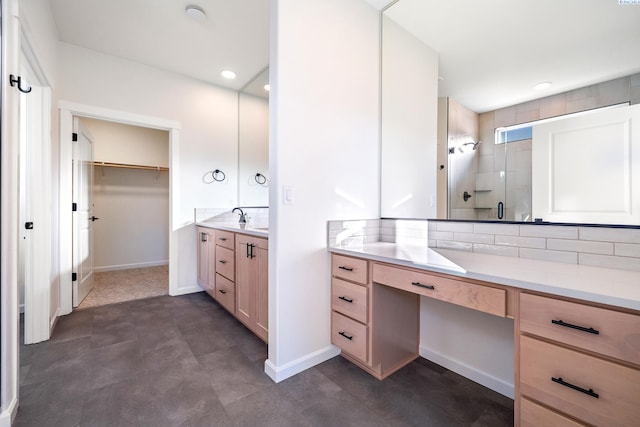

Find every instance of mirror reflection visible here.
[238,67,269,206]
[382,0,640,224]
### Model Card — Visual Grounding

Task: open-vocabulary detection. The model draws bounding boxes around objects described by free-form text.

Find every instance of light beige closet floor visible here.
[78,265,168,309]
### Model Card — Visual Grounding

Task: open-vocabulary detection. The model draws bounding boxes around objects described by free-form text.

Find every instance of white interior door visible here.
[72,118,95,306]
[532,104,640,225]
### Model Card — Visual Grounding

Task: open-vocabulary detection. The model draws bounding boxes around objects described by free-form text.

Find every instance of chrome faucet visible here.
[232,207,247,223]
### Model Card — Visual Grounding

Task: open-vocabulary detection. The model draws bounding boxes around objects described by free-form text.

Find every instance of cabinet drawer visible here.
[520,293,640,365]
[521,398,586,427]
[520,335,640,427]
[215,246,235,280]
[215,230,235,250]
[372,263,506,317]
[331,254,368,284]
[332,311,368,363]
[332,278,368,323]
[215,273,235,314]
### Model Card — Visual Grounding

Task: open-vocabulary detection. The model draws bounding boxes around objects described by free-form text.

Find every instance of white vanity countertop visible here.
[196,221,268,238]
[329,242,640,311]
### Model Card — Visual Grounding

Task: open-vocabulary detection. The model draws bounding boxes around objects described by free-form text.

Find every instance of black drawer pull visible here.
[338,296,354,303]
[411,281,435,290]
[551,377,599,399]
[338,331,353,341]
[219,237,227,241]
[338,266,354,272]
[218,260,227,264]
[551,319,599,335]
[219,289,227,295]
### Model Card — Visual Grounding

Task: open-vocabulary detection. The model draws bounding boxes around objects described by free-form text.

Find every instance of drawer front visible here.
[520,398,586,427]
[215,246,235,280]
[332,311,368,363]
[331,254,368,284]
[215,273,235,314]
[520,335,640,427]
[332,278,368,323]
[520,293,640,365]
[372,263,506,317]
[215,230,235,250]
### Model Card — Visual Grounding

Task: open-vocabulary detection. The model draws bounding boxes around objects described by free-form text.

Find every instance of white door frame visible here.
[20,50,52,344]
[58,101,181,315]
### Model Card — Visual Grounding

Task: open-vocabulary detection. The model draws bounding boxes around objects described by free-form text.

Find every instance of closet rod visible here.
[93,161,169,171]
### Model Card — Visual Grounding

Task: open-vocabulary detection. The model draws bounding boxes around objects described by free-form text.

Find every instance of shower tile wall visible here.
[448,72,640,222]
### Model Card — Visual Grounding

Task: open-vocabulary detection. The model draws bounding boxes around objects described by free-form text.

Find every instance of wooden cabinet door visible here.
[255,246,269,341]
[196,228,210,289]
[235,235,255,328]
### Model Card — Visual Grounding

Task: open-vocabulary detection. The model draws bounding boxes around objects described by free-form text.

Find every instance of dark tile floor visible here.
[16,292,513,426]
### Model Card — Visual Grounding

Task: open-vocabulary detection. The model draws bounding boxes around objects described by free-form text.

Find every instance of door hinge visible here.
[72,272,77,282]
[72,133,78,142]
[72,202,77,212]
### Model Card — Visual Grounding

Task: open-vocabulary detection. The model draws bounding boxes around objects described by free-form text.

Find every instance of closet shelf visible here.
[93,161,169,171]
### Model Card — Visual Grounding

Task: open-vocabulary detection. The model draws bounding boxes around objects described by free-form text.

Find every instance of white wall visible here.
[267,0,380,381]
[82,117,169,168]
[381,16,438,218]
[92,166,169,271]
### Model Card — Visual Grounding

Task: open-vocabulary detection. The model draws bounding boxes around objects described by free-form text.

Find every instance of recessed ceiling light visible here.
[533,81,552,91]
[221,70,236,79]
[263,84,270,92]
[185,5,206,21]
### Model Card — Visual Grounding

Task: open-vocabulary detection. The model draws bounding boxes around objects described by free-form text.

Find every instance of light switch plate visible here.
[283,186,295,205]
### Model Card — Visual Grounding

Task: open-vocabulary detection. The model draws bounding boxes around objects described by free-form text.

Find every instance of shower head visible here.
[462,141,482,150]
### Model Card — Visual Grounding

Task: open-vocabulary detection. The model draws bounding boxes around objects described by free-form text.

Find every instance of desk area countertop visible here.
[329,242,640,311]
[196,221,268,238]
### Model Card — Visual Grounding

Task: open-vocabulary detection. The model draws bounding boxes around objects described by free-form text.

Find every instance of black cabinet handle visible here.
[551,377,599,399]
[411,281,435,290]
[219,237,227,241]
[218,260,226,264]
[338,296,354,303]
[338,266,354,272]
[551,319,599,335]
[338,331,353,341]
[201,232,207,242]
[498,201,504,220]
[219,289,227,295]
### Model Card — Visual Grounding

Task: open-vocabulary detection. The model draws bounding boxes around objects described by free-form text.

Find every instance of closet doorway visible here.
[74,117,170,308]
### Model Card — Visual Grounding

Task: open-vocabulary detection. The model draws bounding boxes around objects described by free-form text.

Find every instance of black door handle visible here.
[90,216,100,222]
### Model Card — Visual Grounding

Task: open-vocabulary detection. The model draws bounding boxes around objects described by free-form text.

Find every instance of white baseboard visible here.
[419,345,514,398]
[0,396,18,427]
[94,260,169,273]
[264,344,341,383]
[170,284,204,296]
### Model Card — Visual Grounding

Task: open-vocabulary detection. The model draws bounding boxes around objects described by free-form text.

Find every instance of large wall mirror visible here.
[238,67,269,206]
[381,0,640,225]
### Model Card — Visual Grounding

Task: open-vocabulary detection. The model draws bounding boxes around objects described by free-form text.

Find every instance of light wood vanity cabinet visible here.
[196,227,268,342]
[235,234,268,342]
[517,292,640,426]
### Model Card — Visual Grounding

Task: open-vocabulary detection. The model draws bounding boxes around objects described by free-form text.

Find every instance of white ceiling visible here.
[49,1,640,112]
[385,0,640,112]
[49,0,270,91]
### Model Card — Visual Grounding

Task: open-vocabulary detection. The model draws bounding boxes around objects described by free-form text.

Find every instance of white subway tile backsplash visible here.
[473,244,519,257]
[579,227,640,244]
[436,240,473,251]
[473,223,520,236]
[520,248,577,264]
[495,235,546,249]
[429,231,454,241]
[547,239,613,255]
[520,225,578,239]
[616,243,640,258]
[435,222,474,233]
[453,232,494,244]
[579,253,640,272]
